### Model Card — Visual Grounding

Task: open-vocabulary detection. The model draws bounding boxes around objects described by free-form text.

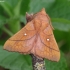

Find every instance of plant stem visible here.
[30,54,46,70]
[26,13,46,70]
[2,26,13,36]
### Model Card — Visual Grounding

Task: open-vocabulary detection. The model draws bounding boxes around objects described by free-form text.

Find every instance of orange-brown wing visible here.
[35,25,60,61]
[4,21,36,54]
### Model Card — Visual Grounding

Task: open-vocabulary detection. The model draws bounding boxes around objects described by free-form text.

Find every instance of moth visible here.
[4,8,60,62]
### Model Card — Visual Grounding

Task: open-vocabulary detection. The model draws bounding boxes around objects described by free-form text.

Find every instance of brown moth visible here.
[4,8,60,62]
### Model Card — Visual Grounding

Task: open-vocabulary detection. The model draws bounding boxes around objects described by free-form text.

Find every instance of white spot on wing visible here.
[24,33,27,36]
[47,39,49,41]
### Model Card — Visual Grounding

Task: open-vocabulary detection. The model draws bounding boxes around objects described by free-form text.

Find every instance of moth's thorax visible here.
[34,16,49,32]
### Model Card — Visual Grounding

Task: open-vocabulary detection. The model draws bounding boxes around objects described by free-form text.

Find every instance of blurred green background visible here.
[0,0,70,70]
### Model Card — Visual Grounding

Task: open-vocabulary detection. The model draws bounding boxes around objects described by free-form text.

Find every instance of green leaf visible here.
[45,52,68,70]
[0,15,6,28]
[29,0,55,13]
[0,1,14,17]
[47,0,70,20]
[13,0,22,16]
[20,15,26,24]
[20,0,30,15]
[5,0,20,8]
[0,5,5,15]
[0,46,32,70]
[52,18,70,32]
[0,46,67,70]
